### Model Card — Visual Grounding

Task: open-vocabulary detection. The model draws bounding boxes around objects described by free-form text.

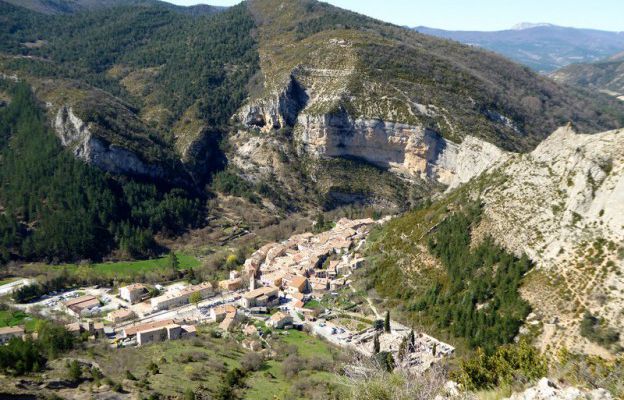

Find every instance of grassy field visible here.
[83,253,201,275]
[244,330,345,399]
[65,326,347,399]
[20,253,201,282]
[0,310,39,331]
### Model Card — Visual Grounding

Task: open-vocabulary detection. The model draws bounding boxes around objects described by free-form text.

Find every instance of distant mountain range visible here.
[415,24,624,73]
[551,54,624,100]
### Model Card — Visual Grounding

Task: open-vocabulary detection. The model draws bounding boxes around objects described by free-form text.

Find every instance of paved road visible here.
[0,278,33,296]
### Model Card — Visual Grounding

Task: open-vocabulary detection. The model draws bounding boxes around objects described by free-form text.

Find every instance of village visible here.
[1,217,453,372]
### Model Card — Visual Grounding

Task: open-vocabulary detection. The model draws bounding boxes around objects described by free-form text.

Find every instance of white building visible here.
[151,282,214,311]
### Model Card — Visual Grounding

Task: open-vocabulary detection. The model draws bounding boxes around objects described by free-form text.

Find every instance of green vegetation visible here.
[364,202,532,353]
[12,253,199,302]
[0,82,202,264]
[0,322,74,375]
[453,339,547,390]
[553,349,624,398]
[579,311,620,349]
[0,1,259,127]
[63,326,344,399]
[212,170,260,204]
[0,1,263,264]
[0,309,40,331]
[421,205,532,352]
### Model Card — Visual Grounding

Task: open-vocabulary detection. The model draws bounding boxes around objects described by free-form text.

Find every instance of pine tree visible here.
[167,252,179,273]
[397,336,408,361]
[384,310,391,332]
[373,333,380,354]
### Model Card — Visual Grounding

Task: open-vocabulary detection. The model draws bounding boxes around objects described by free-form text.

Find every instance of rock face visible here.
[295,110,508,186]
[237,81,507,188]
[54,106,166,179]
[506,378,612,400]
[475,126,624,356]
[237,76,308,132]
[481,126,623,267]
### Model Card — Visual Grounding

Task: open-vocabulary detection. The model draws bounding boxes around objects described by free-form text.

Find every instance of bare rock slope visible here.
[475,126,624,356]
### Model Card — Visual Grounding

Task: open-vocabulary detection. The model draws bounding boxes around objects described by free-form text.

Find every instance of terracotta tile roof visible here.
[124,319,176,336]
[270,311,289,321]
[289,275,308,288]
[63,295,97,307]
[0,326,24,335]
[109,309,134,319]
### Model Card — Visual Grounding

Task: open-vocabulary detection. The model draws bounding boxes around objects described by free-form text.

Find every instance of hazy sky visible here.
[165,0,624,31]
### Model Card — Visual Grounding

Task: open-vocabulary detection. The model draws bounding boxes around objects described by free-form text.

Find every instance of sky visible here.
[165,0,624,32]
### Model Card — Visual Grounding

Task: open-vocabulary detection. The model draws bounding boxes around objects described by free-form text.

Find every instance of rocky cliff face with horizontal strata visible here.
[294,110,508,187]
[237,89,508,189]
[54,105,167,179]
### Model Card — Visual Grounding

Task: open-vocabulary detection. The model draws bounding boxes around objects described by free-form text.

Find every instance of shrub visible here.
[282,354,305,379]
[580,312,620,348]
[453,339,547,390]
[67,360,82,382]
[241,352,264,372]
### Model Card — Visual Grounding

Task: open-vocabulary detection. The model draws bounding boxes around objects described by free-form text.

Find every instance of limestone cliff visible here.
[54,105,167,179]
[473,126,624,356]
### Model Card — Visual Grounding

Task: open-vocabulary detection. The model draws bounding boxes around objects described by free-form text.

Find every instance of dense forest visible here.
[0,1,259,128]
[0,1,262,264]
[0,82,201,263]
[421,206,532,352]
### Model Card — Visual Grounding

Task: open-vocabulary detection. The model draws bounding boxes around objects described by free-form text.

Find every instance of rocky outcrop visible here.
[471,126,624,356]
[505,378,612,400]
[54,105,166,179]
[237,75,308,132]
[480,126,624,266]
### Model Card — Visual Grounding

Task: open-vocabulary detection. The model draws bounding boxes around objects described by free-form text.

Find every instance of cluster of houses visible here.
[29,217,387,349]
[243,218,376,301]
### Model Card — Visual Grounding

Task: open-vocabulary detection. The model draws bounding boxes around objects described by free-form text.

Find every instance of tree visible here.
[187,267,197,283]
[167,252,179,273]
[409,329,415,349]
[241,352,264,372]
[189,291,202,308]
[384,310,391,332]
[432,342,437,357]
[67,360,82,382]
[184,388,195,400]
[397,336,408,361]
[147,361,159,375]
[373,333,380,354]
[373,319,384,331]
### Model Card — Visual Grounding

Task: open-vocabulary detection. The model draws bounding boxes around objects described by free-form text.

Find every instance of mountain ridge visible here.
[415,24,624,72]
[0,0,225,15]
[0,0,623,264]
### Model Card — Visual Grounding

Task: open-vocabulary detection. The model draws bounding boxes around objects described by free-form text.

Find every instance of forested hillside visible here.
[362,200,532,353]
[0,81,202,263]
[1,0,624,266]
